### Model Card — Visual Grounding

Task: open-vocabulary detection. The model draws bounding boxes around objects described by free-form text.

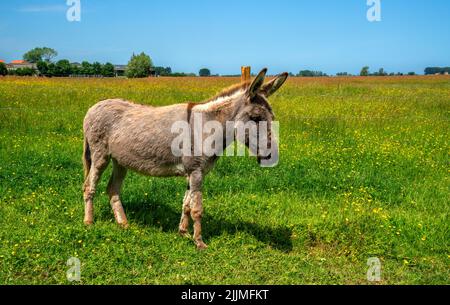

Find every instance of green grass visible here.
[0,76,448,284]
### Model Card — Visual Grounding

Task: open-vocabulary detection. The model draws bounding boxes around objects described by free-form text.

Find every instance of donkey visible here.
[82,68,288,249]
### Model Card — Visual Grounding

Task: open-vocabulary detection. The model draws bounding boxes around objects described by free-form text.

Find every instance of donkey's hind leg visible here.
[107,159,128,228]
[84,154,110,225]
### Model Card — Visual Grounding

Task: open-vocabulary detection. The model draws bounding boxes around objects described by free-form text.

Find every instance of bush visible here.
[0,62,7,76]
[13,67,36,76]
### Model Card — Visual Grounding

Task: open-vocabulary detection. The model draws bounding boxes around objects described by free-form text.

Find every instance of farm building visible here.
[113,65,127,77]
[112,65,156,77]
[6,60,37,71]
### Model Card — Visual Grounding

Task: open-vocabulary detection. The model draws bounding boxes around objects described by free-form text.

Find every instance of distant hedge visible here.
[424,67,450,75]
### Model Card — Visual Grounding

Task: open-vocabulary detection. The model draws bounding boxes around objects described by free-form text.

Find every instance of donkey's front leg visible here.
[189,171,207,250]
[178,177,191,237]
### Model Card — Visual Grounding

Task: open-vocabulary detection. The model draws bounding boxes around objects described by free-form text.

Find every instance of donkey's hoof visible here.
[118,222,129,229]
[84,219,93,226]
[196,242,208,250]
[178,229,190,238]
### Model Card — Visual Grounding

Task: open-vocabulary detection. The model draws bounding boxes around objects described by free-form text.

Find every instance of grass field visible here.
[0,75,448,284]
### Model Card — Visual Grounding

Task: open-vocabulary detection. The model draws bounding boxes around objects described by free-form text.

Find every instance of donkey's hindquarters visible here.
[82,134,129,228]
[82,137,91,180]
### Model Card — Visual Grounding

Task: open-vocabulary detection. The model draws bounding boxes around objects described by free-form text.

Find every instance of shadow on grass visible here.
[125,199,293,252]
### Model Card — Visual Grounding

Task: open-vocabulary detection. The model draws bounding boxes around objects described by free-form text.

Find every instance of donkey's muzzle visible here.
[257,146,279,167]
[257,154,271,165]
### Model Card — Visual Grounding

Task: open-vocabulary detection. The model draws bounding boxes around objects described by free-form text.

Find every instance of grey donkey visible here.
[82,68,288,249]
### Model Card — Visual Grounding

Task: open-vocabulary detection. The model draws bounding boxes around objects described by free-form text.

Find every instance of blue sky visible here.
[0,0,449,75]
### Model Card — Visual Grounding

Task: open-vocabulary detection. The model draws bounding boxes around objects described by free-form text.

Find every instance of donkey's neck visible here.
[194,89,245,123]
[190,91,244,160]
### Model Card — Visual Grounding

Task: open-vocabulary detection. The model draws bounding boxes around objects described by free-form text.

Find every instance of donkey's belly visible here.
[111,150,186,177]
[135,162,186,177]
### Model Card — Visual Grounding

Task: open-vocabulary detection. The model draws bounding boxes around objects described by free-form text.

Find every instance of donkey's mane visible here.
[204,81,250,103]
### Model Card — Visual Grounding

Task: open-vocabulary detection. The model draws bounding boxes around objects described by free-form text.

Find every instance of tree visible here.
[71,64,81,75]
[199,68,211,77]
[424,67,441,75]
[374,68,387,76]
[37,61,48,76]
[126,52,153,78]
[0,62,7,76]
[92,62,102,76]
[298,70,313,77]
[154,66,172,76]
[56,59,72,76]
[23,47,57,63]
[41,47,58,62]
[408,72,416,76]
[102,63,115,77]
[81,61,93,75]
[23,48,43,63]
[360,66,370,76]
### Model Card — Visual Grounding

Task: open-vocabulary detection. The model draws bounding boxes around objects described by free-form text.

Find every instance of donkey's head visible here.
[234,68,288,167]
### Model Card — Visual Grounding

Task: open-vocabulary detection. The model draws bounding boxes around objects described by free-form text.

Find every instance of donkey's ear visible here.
[248,68,267,98]
[260,72,288,97]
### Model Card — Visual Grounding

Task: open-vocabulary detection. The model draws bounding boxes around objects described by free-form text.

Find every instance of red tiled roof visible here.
[0,60,4,63]
[11,60,26,64]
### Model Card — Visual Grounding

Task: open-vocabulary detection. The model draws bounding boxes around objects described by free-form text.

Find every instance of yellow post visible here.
[241,66,251,83]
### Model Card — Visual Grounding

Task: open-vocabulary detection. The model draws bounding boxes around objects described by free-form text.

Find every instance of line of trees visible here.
[39,60,116,77]
[2,47,449,78]
[424,67,450,75]
[125,52,199,77]
[297,70,328,77]
[2,60,117,77]
[6,46,216,78]
[359,66,416,76]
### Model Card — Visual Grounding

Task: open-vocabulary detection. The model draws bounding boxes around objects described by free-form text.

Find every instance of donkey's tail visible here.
[83,137,92,180]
